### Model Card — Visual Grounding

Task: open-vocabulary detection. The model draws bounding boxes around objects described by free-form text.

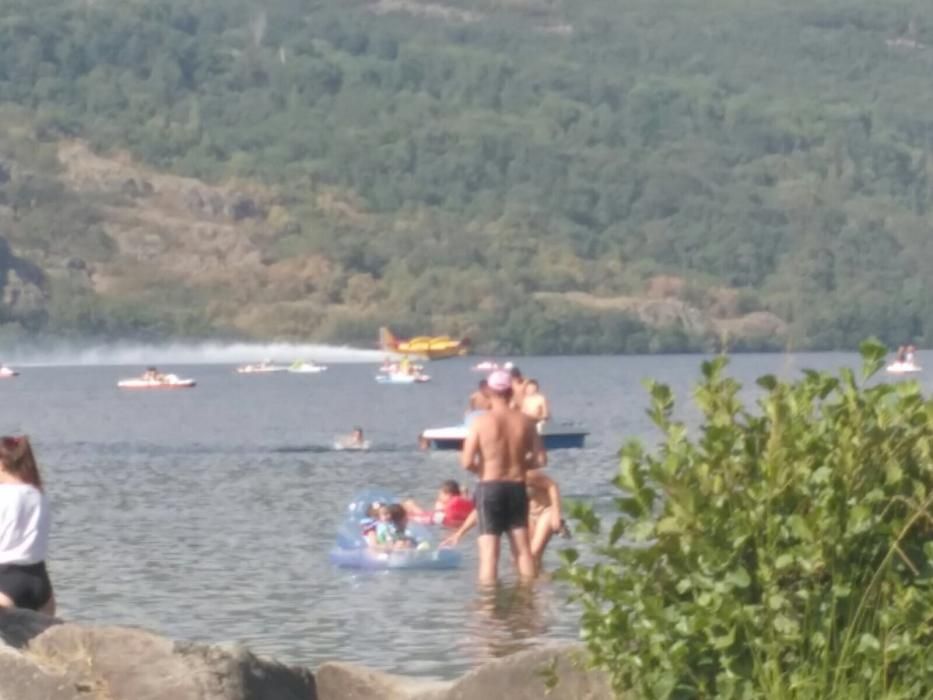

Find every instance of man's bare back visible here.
[461,369,545,583]
[463,407,545,482]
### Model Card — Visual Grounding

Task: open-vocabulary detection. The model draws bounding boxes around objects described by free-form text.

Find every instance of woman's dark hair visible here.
[0,436,42,491]
[440,480,461,496]
[388,503,407,527]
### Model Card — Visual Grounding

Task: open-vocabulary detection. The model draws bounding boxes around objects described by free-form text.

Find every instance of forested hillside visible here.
[2,0,933,352]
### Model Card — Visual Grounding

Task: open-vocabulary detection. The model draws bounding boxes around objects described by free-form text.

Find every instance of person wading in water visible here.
[461,370,546,585]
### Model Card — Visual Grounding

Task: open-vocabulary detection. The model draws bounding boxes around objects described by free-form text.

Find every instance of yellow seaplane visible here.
[379,327,471,360]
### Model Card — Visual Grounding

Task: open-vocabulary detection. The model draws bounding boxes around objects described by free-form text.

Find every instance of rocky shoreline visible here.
[0,609,612,700]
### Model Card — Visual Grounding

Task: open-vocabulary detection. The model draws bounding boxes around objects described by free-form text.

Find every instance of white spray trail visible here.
[7,342,389,367]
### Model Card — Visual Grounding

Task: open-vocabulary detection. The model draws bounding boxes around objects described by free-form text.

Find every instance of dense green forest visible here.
[1,0,933,352]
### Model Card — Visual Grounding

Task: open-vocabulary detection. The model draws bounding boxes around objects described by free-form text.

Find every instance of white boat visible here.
[420,423,587,450]
[886,361,922,375]
[236,361,288,374]
[376,372,430,384]
[0,366,18,379]
[117,374,196,389]
[287,361,327,374]
[334,439,371,451]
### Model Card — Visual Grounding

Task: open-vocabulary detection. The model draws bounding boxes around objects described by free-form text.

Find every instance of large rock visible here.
[316,644,612,700]
[0,644,76,700]
[1,612,612,700]
[315,662,449,700]
[0,610,316,700]
[444,644,612,700]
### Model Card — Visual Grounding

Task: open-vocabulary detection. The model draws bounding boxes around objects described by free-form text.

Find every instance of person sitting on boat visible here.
[399,356,413,376]
[905,345,917,364]
[366,504,417,550]
[142,367,163,381]
[403,480,474,528]
[468,380,493,413]
[348,427,365,447]
[521,379,551,433]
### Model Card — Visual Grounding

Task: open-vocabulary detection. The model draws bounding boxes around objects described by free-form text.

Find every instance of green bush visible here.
[562,340,933,699]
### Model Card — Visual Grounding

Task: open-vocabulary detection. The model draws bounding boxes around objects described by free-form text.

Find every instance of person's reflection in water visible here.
[462,582,550,665]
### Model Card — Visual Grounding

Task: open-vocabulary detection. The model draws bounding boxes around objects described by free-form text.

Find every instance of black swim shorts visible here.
[0,561,53,611]
[474,480,529,536]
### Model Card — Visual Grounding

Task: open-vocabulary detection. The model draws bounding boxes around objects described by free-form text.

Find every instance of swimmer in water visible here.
[460,369,545,584]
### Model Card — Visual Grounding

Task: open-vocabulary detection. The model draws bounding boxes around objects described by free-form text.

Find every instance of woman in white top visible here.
[0,436,54,614]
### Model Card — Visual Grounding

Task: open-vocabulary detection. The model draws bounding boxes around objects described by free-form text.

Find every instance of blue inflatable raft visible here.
[330,489,463,570]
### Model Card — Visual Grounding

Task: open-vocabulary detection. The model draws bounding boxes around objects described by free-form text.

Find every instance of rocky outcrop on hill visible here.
[0,236,47,320]
[0,609,612,700]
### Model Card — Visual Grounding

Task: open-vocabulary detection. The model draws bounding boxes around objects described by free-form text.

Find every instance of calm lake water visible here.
[0,351,918,679]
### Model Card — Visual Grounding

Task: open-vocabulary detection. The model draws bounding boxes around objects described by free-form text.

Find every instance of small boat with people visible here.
[886,344,922,375]
[886,361,922,375]
[471,360,513,372]
[117,367,196,389]
[376,355,430,384]
[419,422,588,450]
[334,427,371,451]
[0,365,19,379]
[287,360,327,374]
[236,359,289,374]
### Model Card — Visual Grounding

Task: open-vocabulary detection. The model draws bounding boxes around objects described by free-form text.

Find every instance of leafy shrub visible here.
[562,341,933,699]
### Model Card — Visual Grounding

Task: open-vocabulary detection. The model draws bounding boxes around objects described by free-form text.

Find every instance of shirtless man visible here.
[521,379,550,432]
[442,468,565,575]
[468,379,493,412]
[461,369,545,584]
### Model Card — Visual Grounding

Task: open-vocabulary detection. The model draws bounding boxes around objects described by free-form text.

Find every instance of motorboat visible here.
[236,360,288,374]
[886,361,922,375]
[0,366,18,379]
[117,373,196,389]
[419,423,587,450]
[287,360,327,374]
[376,372,430,384]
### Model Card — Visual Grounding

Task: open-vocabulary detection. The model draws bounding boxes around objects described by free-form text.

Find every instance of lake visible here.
[0,350,914,679]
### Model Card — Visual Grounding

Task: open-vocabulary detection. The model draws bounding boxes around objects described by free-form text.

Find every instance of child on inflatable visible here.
[365,504,419,550]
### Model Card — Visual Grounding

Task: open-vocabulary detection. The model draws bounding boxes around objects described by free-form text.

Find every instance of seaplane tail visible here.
[379,327,400,352]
